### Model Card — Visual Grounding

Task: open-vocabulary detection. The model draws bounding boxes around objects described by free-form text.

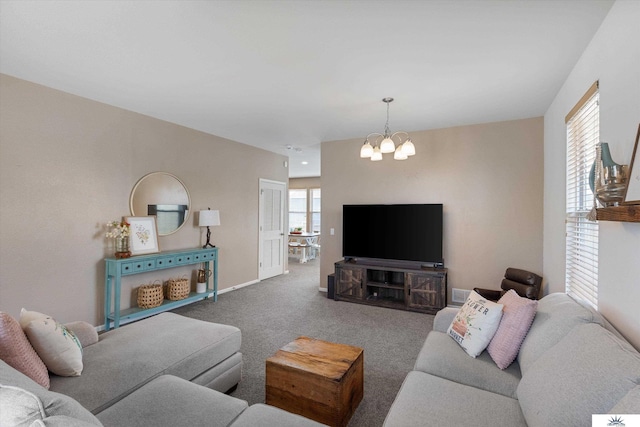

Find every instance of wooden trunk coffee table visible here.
[265,336,364,427]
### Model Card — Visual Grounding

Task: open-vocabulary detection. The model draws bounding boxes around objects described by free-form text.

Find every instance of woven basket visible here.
[166,277,190,301]
[137,282,164,308]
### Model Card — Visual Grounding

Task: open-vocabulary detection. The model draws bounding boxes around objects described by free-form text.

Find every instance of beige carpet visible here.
[172,257,434,426]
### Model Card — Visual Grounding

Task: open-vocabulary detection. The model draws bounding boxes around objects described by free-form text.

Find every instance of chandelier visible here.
[360,97,415,161]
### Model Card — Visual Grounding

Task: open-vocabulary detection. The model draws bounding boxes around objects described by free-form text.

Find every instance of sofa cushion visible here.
[96,375,247,427]
[447,291,504,357]
[0,312,50,388]
[488,290,538,369]
[0,359,101,425]
[64,322,99,348]
[517,323,640,427]
[0,384,46,427]
[608,386,640,414]
[383,370,527,427]
[31,415,102,427]
[414,331,521,398]
[433,307,458,333]
[517,292,605,373]
[230,403,328,427]
[20,310,83,377]
[50,313,242,414]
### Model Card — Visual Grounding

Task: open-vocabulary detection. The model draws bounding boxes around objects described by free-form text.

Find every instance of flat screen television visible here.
[342,204,443,265]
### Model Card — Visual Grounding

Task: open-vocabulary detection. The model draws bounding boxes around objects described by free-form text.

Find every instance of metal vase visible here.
[115,237,131,259]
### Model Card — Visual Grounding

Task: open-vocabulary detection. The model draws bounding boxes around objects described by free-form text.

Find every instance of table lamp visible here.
[198,208,220,248]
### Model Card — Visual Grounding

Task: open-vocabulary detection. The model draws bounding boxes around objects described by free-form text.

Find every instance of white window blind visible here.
[565,81,599,308]
[289,189,307,231]
[288,188,322,232]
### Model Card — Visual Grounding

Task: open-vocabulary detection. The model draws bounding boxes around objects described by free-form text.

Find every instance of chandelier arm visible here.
[366,133,384,146]
[390,131,410,143]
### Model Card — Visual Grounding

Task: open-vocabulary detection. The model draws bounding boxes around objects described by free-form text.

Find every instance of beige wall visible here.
[0,74,288,326]
[321,117,544,300]
[544,1,640,349]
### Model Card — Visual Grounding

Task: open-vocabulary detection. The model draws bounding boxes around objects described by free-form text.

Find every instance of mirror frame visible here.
[129,172,191,236]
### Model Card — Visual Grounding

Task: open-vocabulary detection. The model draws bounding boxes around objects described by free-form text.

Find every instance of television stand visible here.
[334,259,447,314]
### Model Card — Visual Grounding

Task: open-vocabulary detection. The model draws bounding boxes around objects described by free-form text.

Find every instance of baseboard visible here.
[218,279,260,295]
[318,287,327,292]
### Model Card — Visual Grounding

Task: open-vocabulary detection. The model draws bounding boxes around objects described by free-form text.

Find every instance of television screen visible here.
[342,204,443,264]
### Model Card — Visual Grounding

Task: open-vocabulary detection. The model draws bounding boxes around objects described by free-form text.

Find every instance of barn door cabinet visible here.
[334,260,447,314]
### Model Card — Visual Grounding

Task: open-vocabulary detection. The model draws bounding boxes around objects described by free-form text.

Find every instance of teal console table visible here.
[104,247,218,330]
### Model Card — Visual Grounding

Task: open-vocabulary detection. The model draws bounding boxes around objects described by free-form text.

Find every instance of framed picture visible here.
[126,216,160,255]
[623,124,640,204]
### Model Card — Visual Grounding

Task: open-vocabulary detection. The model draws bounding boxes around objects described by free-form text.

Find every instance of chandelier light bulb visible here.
[360,140,374,158]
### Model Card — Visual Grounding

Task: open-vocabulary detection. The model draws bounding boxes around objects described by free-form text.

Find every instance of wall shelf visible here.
[596,205,640,222]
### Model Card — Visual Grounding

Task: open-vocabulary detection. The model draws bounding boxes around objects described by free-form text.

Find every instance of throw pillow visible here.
[488,289,538,369]
[20,309,83,377]
[0,312,50,388]
[447,290,504,357]
[19,309,49,329]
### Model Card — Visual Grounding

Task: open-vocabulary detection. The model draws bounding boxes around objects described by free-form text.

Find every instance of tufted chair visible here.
[473,268,543,302]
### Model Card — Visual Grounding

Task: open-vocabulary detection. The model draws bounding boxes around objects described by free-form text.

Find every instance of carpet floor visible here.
[172,257,434,426]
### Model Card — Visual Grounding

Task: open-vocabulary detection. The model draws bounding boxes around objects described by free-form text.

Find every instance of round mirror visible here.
[130,172,191,236]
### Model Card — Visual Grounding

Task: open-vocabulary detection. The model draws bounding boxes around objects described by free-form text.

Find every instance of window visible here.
[288,188,321,232]
[311,188,321,232]
[289,189,307,231]
[565,81,599,308]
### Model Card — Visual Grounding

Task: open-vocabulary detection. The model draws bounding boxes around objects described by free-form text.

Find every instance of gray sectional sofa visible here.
[384,293,640,426]
[1,312,325,426]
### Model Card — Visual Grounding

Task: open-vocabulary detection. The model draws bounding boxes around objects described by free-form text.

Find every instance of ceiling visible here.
[0,0,614,177]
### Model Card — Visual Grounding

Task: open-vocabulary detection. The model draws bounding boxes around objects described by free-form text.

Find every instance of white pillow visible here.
[19,309,48,329]
[447,291,504,357]
[20,309,83,377]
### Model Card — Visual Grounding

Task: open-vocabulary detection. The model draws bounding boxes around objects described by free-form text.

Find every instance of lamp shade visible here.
[360,141,374,158]
[394,146,407,160]
[380,136,395,153]
[371,146,383,161]
[199,209,220,227]
[401,139,416,156]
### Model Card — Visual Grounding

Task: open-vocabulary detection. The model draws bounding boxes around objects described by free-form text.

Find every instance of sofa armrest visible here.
[64,321,98,348]
[433,307,459,332]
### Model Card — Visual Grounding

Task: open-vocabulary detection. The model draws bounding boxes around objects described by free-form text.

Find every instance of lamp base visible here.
[202,226,216,249]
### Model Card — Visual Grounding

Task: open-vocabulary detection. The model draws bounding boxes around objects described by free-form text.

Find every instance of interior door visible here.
[259,179,286,280]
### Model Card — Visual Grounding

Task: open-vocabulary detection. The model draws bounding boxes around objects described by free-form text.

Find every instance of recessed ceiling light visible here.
[301,161,308,165]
